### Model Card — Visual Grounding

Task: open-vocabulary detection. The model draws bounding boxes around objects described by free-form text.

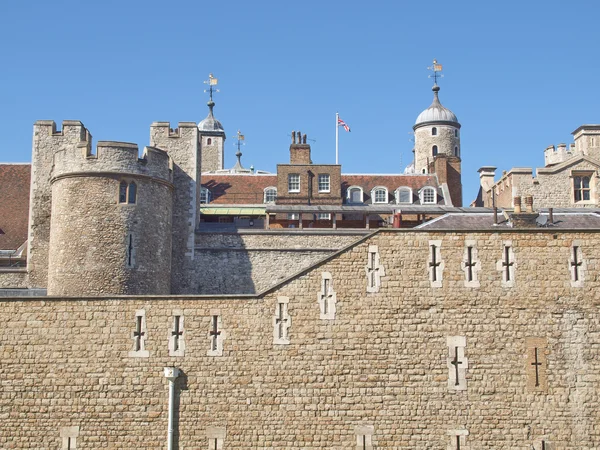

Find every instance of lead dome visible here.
[414,85,459,128]
[198,100,224,132]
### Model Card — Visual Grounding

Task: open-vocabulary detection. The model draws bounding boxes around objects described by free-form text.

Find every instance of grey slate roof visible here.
[416,211,600,230]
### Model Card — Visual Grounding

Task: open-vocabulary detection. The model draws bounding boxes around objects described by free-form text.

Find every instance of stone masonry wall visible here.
[27,121,89,288]
[0,270,28,289]
[513,159,600,208]
[192,231,366,294]
[150,122,200,294]
[0,229,598,448]
[414,125,459,174]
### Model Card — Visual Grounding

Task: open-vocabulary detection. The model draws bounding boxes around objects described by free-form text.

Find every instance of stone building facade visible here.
[476,125,600,209]
[1,74,599,447]
[0,225,598,448]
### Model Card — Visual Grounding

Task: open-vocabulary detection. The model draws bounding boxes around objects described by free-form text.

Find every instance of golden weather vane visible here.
[427,59,444,85]
[203,73,220,102]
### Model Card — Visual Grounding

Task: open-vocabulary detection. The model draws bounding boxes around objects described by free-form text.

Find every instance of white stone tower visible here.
[413,62,461,174]
[199,73,226,173]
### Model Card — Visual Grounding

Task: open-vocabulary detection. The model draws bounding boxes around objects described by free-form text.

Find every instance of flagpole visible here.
[335,112,339,164]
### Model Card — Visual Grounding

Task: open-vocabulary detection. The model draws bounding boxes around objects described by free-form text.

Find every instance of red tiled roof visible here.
[342,174,439,194]
[0,164,30,250]
[202,174,277,204]
[201,173,442,205]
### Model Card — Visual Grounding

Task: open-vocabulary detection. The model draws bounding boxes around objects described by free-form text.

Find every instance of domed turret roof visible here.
[414,85,459,128]
[198,101,224,132]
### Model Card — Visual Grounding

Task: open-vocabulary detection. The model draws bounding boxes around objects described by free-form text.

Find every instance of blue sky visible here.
[1,0,598,202]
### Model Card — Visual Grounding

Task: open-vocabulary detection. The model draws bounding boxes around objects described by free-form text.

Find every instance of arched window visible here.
[574,175,591,202]
[128,182,137,204]
[200,187,211,204]
[119,181,128,203]
[371,187,388,204]
[347,186,364,203]
[396,187,413,204]
[264,187,277,203]
[455,129,458,137]
[432,127,437,136]
[432,145,438,156]
[207,138,212,145]
[454,146,459,157]
[420,186,437,204]
[119,181,137,204]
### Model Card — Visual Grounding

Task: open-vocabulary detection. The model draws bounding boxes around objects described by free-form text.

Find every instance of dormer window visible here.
[420,186,437,204]
[432,145,438,156]
[200,187,211,204]
[347,186,363,203]
[372,187,388,204]
[432,127,437,136]
[264,187,277,203]
[396,187,413,204]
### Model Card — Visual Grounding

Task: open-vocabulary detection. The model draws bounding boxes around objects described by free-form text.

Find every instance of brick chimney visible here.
[289,130,311,164]
[510,195,539,228]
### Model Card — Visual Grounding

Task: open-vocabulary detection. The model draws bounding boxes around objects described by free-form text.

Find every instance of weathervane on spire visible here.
[203,73,220,102]
[234,129,245,168]
[427,59,444,85]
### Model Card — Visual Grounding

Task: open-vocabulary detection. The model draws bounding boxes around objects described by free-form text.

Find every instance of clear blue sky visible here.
[1,0,598,202]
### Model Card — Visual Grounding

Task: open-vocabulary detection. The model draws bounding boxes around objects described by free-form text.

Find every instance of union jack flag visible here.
[337,117,351,132]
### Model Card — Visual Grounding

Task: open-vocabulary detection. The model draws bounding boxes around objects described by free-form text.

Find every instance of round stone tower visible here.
[413,84,461,174]
[199,100,226,173]
[47,141,173,296]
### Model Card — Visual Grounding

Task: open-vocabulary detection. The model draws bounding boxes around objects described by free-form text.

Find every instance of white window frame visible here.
[347,186,364,203]
[395,186,413,204]
[288,174,300,193]
[317,174,330,193]
[420,186,437,204]
[287,213,299,220]
[200,187,211,204]
[263,186,277,203]
[317,213,331,220]
[572,172,594,204]
[371,186,388,204]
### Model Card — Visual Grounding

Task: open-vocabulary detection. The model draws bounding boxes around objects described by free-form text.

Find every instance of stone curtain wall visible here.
[0,229,598,448]
[193,231,366,294]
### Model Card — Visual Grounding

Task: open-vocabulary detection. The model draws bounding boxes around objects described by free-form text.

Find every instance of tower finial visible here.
[203,73,220,111]
[427,59,444,87]
[233,129,245,170]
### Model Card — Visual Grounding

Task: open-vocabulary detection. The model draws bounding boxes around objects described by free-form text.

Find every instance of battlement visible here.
[52,140,172,184]
[34,120,91,143]
[544,142,577,167]
[150,121,198,139]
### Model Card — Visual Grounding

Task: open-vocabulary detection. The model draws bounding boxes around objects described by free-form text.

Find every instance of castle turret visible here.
[413,84,461,173]
[198,73,226,173]
[413,65,462,205]
[47,135,173,296]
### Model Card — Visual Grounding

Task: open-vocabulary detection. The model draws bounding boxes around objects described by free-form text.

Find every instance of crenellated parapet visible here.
[52,141,172,185]
[544,143,577,167]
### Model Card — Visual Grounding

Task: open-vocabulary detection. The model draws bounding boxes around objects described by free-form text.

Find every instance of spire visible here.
[232,130,245,171]
[198,73,224,132]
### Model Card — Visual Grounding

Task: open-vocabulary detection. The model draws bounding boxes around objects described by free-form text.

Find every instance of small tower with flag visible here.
[198,73,227,173]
